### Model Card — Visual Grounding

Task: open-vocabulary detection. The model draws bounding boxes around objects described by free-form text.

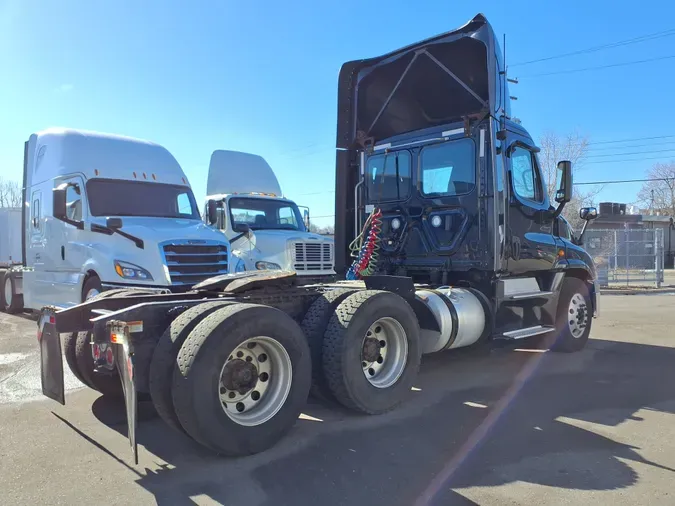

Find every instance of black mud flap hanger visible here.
[108,320,138,465]
[39,308,65,405]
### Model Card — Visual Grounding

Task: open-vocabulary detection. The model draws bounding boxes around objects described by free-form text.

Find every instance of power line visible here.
[510,28,675,67]
[586,148,675,159]
[588,140,675,151]
[585,155,675,165]
[588,134,675,145]
[575,177,674,186]
[518,54,675,78]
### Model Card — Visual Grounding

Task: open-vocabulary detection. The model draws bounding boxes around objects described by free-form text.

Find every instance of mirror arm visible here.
[55,215,85,230]
[550,201,566,219]
[577,220,590,246]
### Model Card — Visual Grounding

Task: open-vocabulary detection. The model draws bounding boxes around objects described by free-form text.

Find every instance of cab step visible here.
[509,291,553,300]
[500,325,555,340]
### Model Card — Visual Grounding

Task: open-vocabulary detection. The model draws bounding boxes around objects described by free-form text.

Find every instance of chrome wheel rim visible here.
[219,336,292,426]
[84,288,100,301]
[567,293,589,338]
[4,277,12,306]
[361,317,408,389]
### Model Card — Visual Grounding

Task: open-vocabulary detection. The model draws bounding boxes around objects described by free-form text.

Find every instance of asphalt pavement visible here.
[0,294,674,505]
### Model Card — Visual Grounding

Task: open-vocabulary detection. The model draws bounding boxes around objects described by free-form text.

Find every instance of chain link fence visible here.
[584,228,665,287]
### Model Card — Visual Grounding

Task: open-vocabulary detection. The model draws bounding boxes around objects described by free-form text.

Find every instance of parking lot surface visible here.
[1,294,674,505]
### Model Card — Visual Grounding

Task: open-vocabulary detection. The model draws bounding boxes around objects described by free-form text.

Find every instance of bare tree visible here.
[0,178,22,209]
[309,223,334,235]
[637,162,675,216]
[537,130,599,231]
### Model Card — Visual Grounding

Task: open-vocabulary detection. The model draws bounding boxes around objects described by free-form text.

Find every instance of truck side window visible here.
[511,146,542,202]
[65,184,82,222]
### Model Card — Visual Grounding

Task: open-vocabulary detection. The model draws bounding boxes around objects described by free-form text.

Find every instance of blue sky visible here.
[1,0,674,226]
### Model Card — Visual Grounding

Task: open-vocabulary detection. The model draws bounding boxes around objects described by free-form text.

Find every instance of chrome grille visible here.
[162,242,228,285]
[294,242,333,271]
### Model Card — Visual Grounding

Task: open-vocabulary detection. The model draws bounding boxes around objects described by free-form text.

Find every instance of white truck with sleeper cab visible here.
[0,127,230,313]
[204,149,334,279]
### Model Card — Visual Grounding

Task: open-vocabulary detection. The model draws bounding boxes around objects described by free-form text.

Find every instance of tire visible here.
[75,330,123,397]
[2,271,23,314]
[550,277,593,353]
[70,288,156,395]
[300,289,356,401]
[81,276,103,302]
[322,290,421,414]
[149,301,234,434]
[172,304,311,456]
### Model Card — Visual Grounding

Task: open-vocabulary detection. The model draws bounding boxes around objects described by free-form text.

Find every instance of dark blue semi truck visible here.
[38,14,599,461]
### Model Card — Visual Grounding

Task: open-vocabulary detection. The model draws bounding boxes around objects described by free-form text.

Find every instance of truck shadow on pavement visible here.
[56,337,675,506]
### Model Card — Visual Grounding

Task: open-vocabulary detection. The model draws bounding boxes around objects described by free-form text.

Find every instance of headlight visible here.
[235,258,247,272]
[391,218,401,231]
[255,261,281,270]
[431,215,443,228]
[114,260,153,280]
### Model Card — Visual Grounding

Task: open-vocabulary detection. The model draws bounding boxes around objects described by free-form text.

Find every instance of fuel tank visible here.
[415,287,487,353]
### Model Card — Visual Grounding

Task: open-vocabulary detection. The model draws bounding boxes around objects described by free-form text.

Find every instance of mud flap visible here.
[110,322,138,465]
[38,309,65,405]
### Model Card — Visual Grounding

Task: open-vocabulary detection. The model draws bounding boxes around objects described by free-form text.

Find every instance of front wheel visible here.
[551,277,593,353]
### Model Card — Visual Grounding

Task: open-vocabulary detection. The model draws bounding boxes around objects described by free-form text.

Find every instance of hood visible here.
[92,216,228,246]
[206,150,282,197]
[336,13,509,147]
[232,229,331,249]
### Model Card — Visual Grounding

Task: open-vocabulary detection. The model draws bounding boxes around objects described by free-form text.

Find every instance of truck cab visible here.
[204,150,335,279]
[335,13,599,340]
[6,128,230,311]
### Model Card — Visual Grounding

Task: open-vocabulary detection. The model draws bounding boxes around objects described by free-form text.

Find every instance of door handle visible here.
[61,246,65,261]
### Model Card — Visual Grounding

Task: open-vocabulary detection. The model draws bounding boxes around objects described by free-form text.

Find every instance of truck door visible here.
[53,177,89,306]
[506,143,559,275]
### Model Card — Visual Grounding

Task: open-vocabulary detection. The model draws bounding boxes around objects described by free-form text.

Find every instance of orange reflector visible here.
[115,264,124,277]
[558,250,565,257]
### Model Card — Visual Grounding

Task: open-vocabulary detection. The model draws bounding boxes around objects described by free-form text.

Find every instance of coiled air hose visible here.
[346,209,382,280]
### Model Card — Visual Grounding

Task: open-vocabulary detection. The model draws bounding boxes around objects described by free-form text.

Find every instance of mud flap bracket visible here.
[108,320,138,465]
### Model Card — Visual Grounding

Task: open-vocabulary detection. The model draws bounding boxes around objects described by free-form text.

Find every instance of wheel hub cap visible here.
[362,337,381,362]
[568,293,589,338]
[222,359,258,394]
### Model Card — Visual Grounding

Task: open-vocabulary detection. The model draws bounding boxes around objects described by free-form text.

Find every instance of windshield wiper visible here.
[91,222,144,249]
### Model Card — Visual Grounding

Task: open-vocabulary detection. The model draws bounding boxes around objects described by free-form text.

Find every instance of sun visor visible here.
[336,13,509,148]
[206,150,282,197]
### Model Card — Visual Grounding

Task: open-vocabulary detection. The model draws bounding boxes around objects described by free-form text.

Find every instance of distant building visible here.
[588,202,675,268]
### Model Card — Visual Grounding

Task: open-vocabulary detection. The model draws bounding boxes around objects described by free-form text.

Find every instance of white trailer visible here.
[204,150,335,279]
[0,208,22,267]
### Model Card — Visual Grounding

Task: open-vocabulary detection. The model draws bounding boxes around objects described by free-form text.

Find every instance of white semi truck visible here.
[1,127,231,314]
[204,150,335,279]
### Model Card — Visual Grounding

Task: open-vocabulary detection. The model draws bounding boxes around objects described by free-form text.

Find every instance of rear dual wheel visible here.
[170,304,311,456]
[64,286,156,396]
[321,290,421,415]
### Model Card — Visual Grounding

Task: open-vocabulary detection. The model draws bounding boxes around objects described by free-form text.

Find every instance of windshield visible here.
[420,139,475,196]
[228,197,306,232]
[366,150,412,202]
[86,179,200,219]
